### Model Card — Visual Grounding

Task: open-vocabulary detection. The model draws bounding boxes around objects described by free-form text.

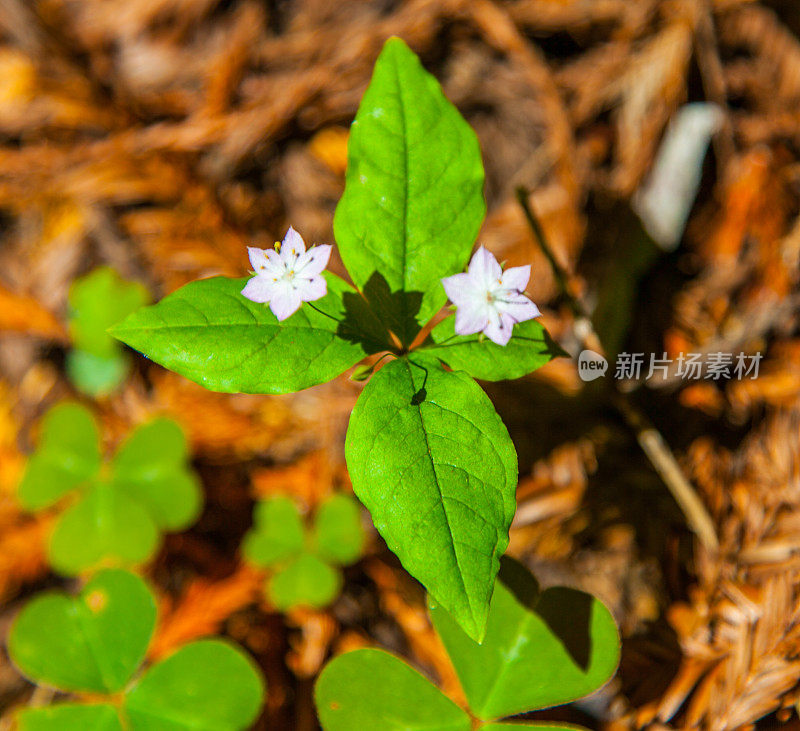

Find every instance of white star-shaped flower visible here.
[441,246,541,346]
[241,227,332,321]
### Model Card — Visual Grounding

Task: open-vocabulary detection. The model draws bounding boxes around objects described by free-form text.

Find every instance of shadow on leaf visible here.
[361,271,423,347]
[335,289,391,355]
[499,557,593,671]
[535,587,593,671]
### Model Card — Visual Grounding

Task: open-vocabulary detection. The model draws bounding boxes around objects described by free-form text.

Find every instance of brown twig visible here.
[516,186,720,553]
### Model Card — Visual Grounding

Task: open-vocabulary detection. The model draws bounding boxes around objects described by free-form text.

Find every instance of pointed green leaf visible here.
[18,403,101,510]
[426,316,564,381]
[268,552,341,611]
[124,639,265,730]
[69,267,149,359]
[111,418,201,530]
[49,482,160,575]
[243,496,304,568]
[8,569,155,693]
[110,274,384,395]
[335,37,485,344]
[17,704,123,731]
[430,558,620,720]
[345,356,516,641]
[315,648,471,731]
[312,494,365,566]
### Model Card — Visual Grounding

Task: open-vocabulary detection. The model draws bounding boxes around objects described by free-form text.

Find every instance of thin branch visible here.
[516,186,719,552]
[515,187,589,322]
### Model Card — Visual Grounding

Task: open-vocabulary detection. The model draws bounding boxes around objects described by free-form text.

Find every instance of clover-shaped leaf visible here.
[17,403,202,575]
[124,639,265,730]
[316,648,471,731]
[9,569,155,693]
[111,417,202,530]
[346,355,516,641]
[243,493,364,610]
[69,267,150,359]
[49,481,160,575]
[243,495,305,566]
[66,350,132,400]
[67,266,149,396]
[18,403,101,511]
[431,557,620,721]
[17,704,123,731]
[314,559,619,730]
[268,552,341,611]
[312,493,365,565]
[8,570,266,731]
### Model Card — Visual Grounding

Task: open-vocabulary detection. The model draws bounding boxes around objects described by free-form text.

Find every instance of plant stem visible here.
[515,186,719,553]
[515,187,589,322]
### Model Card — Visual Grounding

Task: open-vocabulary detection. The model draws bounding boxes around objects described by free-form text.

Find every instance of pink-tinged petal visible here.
[498,295,541,324]
[483,310,515,346]
[442,272,480,307]
[454,301,489,336]
[297,275,327,302]
[269,284,303,321]
[468,246,502,289]
[282,226,306,257]
[296,244,332,277]
[501,264,531,293]
[241,276,276,304]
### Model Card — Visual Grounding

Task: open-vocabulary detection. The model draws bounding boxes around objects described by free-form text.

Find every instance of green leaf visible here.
[312,494,365,566]
[111,418,201,530]
[124,639,265,730]
[17,704,123,731]
[69,267,149,359]
[243,496,304,568]
[49,482,160,575]
[110,274,382,395]
[315,648,471,731]
[267,552,341,611]
[430,558,620,720]
[18,402,101,511]
[345,356,516,641]
[426,316,563,381]
[8,569,155,693]
[66,349,131,397]
[334,37,485,344]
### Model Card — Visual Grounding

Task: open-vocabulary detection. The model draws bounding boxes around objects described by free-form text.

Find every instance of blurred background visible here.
[0,0,800,728]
